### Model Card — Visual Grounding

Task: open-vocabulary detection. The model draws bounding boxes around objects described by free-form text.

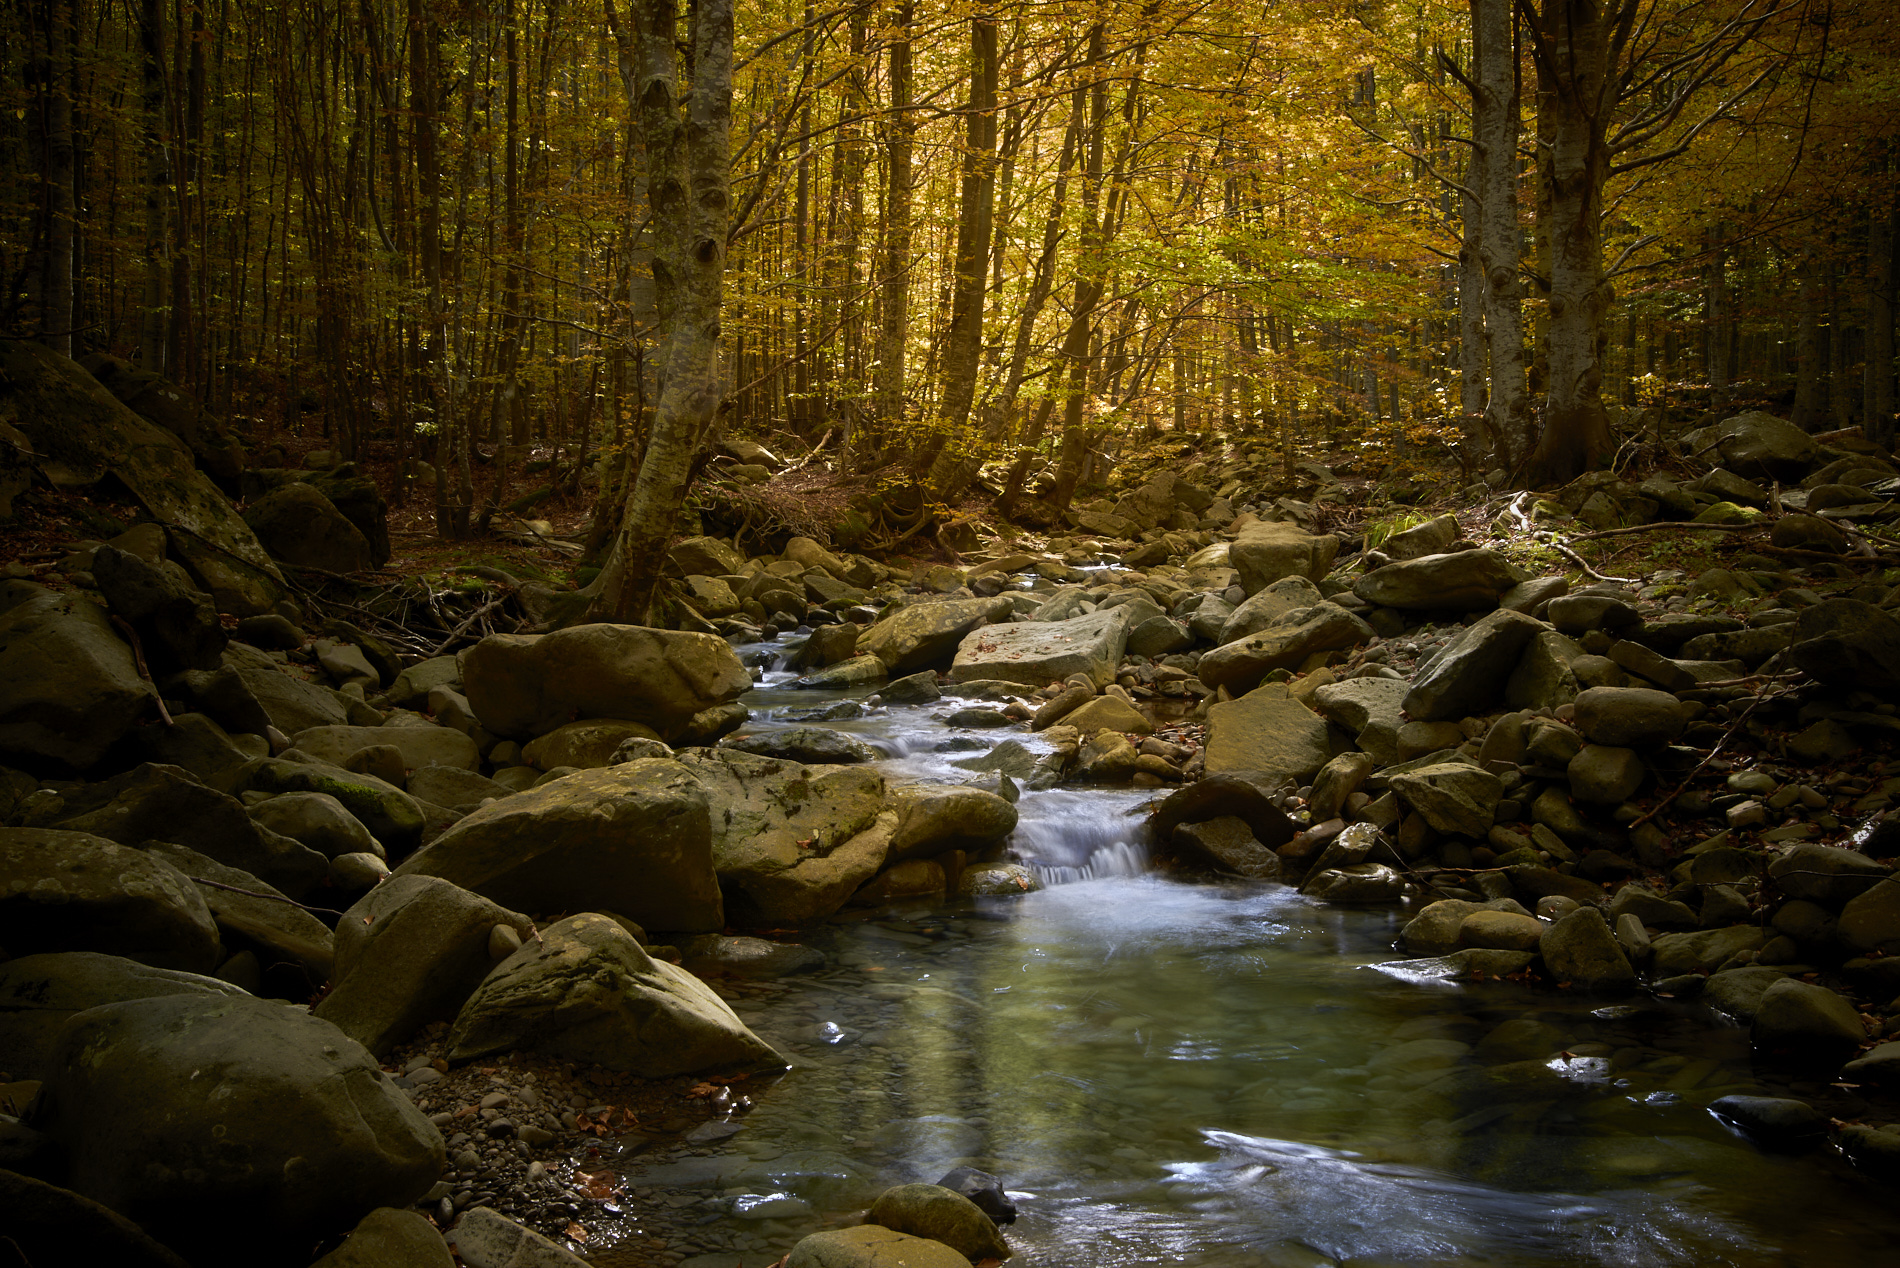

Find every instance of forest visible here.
[6,0,1897,600]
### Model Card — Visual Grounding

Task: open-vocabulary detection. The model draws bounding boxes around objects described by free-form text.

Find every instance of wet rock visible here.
[0,951,245,1082]
[394,759,724,934]
[866,1182,1012,1263]
[1169,815,1282,880]
[937,1165,1016,1226]
[723,726,882,765]
[1702,965,1793,1021]
[1197,603,1373,695]
[1538,907,1634,990]
[1203,691,1332,783]
[31,994,443,1263]
[1402,608,1547,722]
[1709,1095,1827,1144]
[0,588,155,772]
[1401,899,1489,956]
[948,607,1129,690]
[786,1225,970,1268]
[0,829,221,972]
[1571,686,1686,748]
[461,624,751,743]
[316,875,537,1056]
[449,912,779,1074]
[1060,693,1151,735]
[679,934,826,979]
[1352,549,1527,611]
[447,1206,588,1268]
[1751,978,1865,1063]
[959,862,1040,897]
[887,784,1018,862]
[866,598,1011,677]
[1304,862,1403,903]
[1460,909,1543,951]
[1148,774,1297,850]
[1842,1040,1900,1085]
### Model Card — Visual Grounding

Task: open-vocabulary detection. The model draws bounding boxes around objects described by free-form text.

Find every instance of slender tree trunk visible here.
[595,0,733,625]
[1868,197,1897,448]
[1473,0,1529,464]
[27,0,76,355]
[868,0,914,464]
[1709,223,1730,416]
[1792,251,1826,430]
[137,0,171,371]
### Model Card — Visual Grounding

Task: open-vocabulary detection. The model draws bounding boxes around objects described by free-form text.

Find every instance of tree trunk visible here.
[1708,224,1730,416]
[27,0,76,356]
[868,0,914,464]
[137,0,170,371]
[1473,0,1529,464]
[1523,0,1613,486]
[1868,197,1897,449]
[595,0,733,625]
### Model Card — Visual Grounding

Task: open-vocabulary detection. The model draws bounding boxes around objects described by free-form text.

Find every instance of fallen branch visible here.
[427,589,515,657]
[1568,521,1759,541]
[188,875,351,919]
[1551,540,1641,585]
[1628,673,1805,830]
[110,615,173,728]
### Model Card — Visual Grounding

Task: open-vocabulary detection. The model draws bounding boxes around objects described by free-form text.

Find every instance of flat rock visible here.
[1229,522,1340,595]
[1203,691,1332,784]
[1197,602,1373,695]
[723,726,882,764]
[865,598,1011,676]
[949,607,1127,689]
[0,951,244,1082]
[1352,549,1527,611]
[1403,608,1548,721]
[0,828,220,972]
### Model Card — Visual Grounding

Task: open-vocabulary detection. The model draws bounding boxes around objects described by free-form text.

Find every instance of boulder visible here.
[1789,598,1900,695]
[239,757,426,856]
[863,598,1010,676]
[866,1183,1012,1264]
[223,641,351,736]
[1228,521,1340,596]
[943,605,1123,690]
[1401,899,1488,956]
[393,759,723,934]
[795,653,889,690]
[722,726,883,765]
[301,469,392,569]
[446,1208,587,1268]
[243,481,377,574]
[1310,676,1409,764]
[1197,603,1373,695]
[315,875,536,1056]
[1352,549,1526,611]
[447,913,781,1075]
[292,723,480,772]
[1571,686,1686,747]
[311,1207,453,1268]
[0,951,245,1081]
[675,749,890,923]
[90,545,226,674]
[1840,878,1900,953]
[1060,693,1151,735]
[0,828,220,972]
[1460,909,1544,951]
[1382,513,1459,561]
[0,1168,195,1268]
[0,339,286,615]
[1692,411,1817,481]
[1202,691,1332,784]
[1169,816,1282,879]
[520,718,663,770]
[1402,608,1548,721]
[146,842,335,982]
[1387,762,1503,839]
[461,624,750,743]
[885,784,1019,863]
[1218,576,1326,644]
[1650,925,1767,975]
[785,1225,970,1268]
[55,761,329,898]
[1751,977,1865,1063]
[669,536,745,578]
[1148,775,1298,850]
[31,994,443,1262]
[1767,844,1889,907]
[1567,745,1645,804]
[1708,1095,1828,1144]
[0,588,153,772]
[406,765,509,809]
[249,792,383,860]
[1126,615,1192,657]
[1538,907,1635,990]
[1305,862,1404,903]
[1702,965,1793,1021]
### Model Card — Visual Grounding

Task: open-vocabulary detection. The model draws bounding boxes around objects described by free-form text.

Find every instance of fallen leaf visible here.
[565,1221,589,1242]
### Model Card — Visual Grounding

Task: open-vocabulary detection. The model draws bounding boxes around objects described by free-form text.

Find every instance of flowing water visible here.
[597,645,1900,1266]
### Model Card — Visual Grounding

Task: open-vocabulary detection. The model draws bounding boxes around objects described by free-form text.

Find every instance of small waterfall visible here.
[1010,789,1152,886]
[866,735,916,758]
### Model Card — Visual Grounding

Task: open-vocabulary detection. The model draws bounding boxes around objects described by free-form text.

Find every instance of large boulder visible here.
[0,951,245,1081]
[81,352,246,494]
[0,828,221,972]
[90,544,226,674]
[1751,978,1865,1063]
[1402,609,1548,722]
[1789,599,1900,695]
[0,587,154,772]
[1203,690,1333,784]
[315,875,536,1056]
[1197,602,1374,695]
[30,994,443,1263]
[1767,844,1890,907]
[1218,576,1326,644]
[864,597,1010,676]
[1538,907,1634,991]
[865,1183,1012,1264]
[785,1225,970,1268]
[393,760,723,934]
[238,757,426,856]
[1352,549,1527,611]
[460,624,750,743]
[146,842,335,982]
[446,913,781,1075]
[243,481,376,575]
[52,761,329,899]
[303,468,393,569]
[1228,521,1340,596]
[1387,762,1503,839]
[224,641,351,735]
[674,749,890,924]
[1689,411,1817,481]
[0,1169,195,1268]
[0,338,286,614]
[291,723,479,772]
[1311,676,1409,764]
[248,792,383,860]
[949,608,1128,689]
[885,784,1019,862]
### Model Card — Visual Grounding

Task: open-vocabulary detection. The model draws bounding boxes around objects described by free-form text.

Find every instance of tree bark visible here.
[1473,0,1529,464]
[867,0,915,465]
[1868,197,1897,449]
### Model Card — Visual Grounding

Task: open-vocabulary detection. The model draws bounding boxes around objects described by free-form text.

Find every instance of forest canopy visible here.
[5,0,1898,588]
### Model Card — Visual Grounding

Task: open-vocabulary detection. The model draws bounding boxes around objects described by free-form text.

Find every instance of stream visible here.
[584,647,1900,1267]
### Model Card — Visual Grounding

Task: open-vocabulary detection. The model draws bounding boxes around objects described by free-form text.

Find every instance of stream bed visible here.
[583,654,1900,1267]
